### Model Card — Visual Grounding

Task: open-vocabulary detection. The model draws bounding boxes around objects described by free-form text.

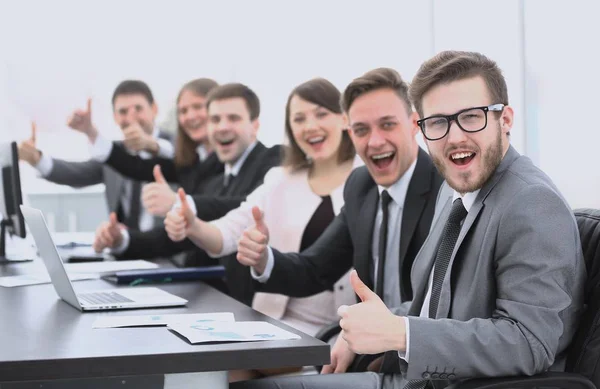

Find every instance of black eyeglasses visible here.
[417,104,505,141]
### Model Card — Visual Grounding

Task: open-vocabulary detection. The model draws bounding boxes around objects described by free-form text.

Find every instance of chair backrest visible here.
[566,208,600,383]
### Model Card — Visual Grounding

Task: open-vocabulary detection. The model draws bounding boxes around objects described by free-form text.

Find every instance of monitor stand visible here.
[0,219,34,264]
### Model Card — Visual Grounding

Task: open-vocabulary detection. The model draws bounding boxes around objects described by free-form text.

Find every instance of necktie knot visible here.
[224,173,233,187]
[448,198,468,225]
[380,190,392,210]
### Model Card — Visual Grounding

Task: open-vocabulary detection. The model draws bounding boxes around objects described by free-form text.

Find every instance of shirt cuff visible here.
[35,153,53,177]
[250,246,274,283]
[110,229,130,255]
[173,194,197,215]
[398,317,410,362]
[156,138,175,158]
[89,134,113,163]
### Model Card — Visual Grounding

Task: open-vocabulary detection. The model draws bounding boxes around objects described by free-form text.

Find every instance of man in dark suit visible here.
[233,53,585,389]
[234,68,443,373]
[18,80,173,231]
[92,83,280,301]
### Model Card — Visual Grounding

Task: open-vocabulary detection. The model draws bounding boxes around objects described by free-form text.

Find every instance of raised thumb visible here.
[153,164,166,184]
[109,212,118,227]
[178,188,193,217]
[31,121,37,144]
[251,206,267,234]
[86,97,92,115]
[350,270,377,302]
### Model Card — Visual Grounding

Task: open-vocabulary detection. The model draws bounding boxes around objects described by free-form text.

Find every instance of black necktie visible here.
[125,180,142,230]
[376,190,392,298]
[428,198,468,319]
[223,173,233,188]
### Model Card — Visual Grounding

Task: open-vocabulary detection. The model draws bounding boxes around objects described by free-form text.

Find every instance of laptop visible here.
[20,206,188,311]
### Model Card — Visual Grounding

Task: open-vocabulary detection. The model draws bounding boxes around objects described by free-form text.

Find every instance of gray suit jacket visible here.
[392,146,586,385]
[44,131,172,230]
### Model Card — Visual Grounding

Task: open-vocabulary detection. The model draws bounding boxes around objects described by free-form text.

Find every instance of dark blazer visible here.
[119,143,282,275]
[104,141,224,195]
[260,147,442,303]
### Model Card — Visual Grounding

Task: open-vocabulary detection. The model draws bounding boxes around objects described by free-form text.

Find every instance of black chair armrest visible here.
[350,353,384,372]
[445,372,595,389]
[314,321,341,343]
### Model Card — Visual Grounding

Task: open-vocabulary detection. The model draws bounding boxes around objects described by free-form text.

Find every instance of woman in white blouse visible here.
[165,77,362,377]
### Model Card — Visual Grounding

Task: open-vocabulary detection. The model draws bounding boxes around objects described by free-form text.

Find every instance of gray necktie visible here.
[429,198,468,318]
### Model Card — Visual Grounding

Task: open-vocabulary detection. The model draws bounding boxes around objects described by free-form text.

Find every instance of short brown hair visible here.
[174,78,219,168]
[410,51,509,118]
[341,68,411,113]
[284,78,355,171]
[206,83,260,120]
[112,80,154,106]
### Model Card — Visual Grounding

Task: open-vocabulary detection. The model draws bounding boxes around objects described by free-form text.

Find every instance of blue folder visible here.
[103,266,226,285]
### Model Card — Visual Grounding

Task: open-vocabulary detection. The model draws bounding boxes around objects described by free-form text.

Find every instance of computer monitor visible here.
[0,141,31,263]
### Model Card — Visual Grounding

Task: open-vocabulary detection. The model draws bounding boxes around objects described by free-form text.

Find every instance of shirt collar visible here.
[452,189,481,212]
[377,156,418,208]
[224,141,258,177]
[196,144,209,162]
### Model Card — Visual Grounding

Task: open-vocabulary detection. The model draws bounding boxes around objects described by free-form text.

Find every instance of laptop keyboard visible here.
[79,292,134,305]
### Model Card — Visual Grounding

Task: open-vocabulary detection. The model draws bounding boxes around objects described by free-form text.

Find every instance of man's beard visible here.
[432,125,503,194]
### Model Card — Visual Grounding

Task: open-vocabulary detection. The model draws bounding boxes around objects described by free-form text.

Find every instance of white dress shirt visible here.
[372,159,417,308]
[401,189,480,362]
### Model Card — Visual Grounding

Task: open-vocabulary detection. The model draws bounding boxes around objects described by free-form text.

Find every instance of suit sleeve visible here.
[119,227,196,259]
[401,185,585,380]
[259,206,355,297]
[45,158,104,187]
[104,142,179,183]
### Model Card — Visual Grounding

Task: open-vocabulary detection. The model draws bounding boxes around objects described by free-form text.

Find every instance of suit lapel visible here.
[222,143,266,196]
[436,146,520,318]
[356,185,379,290]
[398,149,433,295]
[408,189,452,316]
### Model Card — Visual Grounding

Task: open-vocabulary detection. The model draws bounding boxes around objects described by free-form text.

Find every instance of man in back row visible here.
[18,80,173,232]
[233,51,585,388]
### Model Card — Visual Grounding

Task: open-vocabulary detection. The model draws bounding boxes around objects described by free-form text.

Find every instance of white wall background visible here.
[0,0,597,208]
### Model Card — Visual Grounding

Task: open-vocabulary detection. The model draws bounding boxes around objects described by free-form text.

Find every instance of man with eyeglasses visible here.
[232,51,586,389]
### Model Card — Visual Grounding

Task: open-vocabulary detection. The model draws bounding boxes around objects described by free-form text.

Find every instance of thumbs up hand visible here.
[18,121,42,166]
[123,122,158,154]
[67,98,98,142]
[141,165,176,217]
[92,212,125,253]
[236,206,270,275]
[337,270,407,355]
[164,188,197,242]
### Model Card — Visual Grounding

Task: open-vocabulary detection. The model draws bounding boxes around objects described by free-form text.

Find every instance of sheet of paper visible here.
[0,273,98,287]
[92,312,236,329]
[64,260,158,274]
[168,321,301,344]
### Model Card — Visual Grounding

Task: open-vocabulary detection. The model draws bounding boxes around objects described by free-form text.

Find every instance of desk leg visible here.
[164,371,227,389]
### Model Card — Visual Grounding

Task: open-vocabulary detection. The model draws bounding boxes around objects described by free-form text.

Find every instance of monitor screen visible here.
[0,142,26,238]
